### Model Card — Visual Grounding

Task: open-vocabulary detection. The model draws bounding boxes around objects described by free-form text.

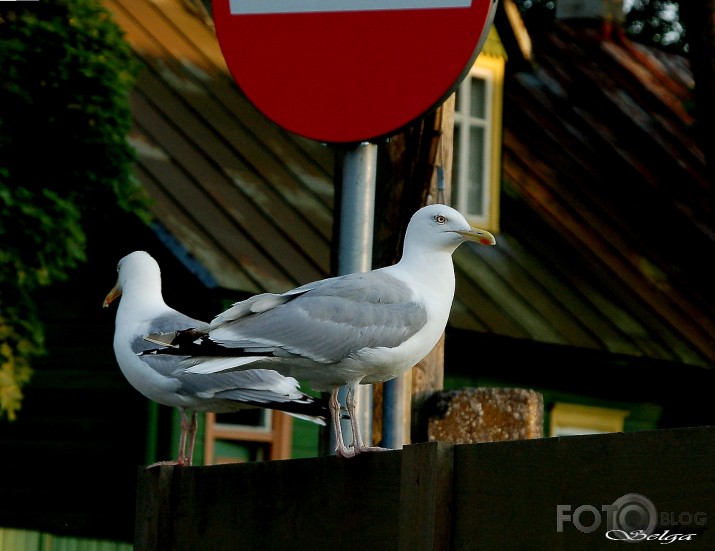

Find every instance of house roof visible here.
[488,15,714,368]
[105,0,714,370]
[106,0,335,294]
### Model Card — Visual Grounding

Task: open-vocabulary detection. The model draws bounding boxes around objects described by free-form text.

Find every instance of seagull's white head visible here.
[103,250,162,308]
[403,204,496,256]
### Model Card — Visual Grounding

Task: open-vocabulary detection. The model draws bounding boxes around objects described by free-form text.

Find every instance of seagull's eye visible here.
[434,214,447,225]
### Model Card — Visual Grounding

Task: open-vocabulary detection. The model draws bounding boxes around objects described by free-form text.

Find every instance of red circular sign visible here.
[213,0,496,143]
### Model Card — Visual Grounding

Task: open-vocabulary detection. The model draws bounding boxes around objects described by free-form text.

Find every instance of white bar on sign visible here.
[229,0,472,14]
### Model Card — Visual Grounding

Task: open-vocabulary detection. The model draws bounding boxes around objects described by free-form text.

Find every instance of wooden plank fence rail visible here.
[135,426,715,551]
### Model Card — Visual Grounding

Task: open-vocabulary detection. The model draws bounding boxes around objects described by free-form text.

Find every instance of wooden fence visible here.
[135,426,715,550]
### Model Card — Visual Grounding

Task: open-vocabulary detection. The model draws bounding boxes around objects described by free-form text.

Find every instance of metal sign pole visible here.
[330,141,378,452]
[382,374,406,449]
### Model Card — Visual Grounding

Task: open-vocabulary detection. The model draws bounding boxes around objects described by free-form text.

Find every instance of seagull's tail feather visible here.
[269,397,350,426]
[216,389,331,426]
[207,369,340,426]
[285,412,327,426]
[171,356,265,376]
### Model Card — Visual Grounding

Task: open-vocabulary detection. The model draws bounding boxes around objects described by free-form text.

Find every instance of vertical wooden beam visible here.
[411,335,446,443]
[372,95,457,448]
[203,412,217,465]
[270,411,293,460]
[431,93,455,205]
[398,442,455,551]
[135,466,175,551]
[411,94,455,444]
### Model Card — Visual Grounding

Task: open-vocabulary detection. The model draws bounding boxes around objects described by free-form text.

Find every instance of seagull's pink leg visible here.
[330,387,355,458]
[175,408,191,465]
[345,383,364,450]
[145,407,192,469]
[185,410,198,466]
[345,383,390,455]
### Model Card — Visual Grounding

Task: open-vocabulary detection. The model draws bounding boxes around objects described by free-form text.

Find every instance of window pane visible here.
[470,77,486,119]
[452,68,495,223]
[467,126,485,215]
[453,125,462,207]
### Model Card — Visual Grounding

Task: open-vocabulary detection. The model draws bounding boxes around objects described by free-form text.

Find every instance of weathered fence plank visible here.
[398,442,455,551]
[136,426,715,551]
[135,450,404,551]
[451,426,715,550]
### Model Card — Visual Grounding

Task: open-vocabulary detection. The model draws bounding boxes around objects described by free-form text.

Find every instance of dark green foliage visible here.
[513,0,556,28]
[0,0,149,419]
[624,0,687,54]
[513,0,688,55]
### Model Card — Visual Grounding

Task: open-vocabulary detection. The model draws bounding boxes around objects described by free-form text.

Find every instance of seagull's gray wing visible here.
[131,312,209,378]
[210,282,322,326]
[134,315,328,422]
[177,369,312,406]
[207,271,429,363]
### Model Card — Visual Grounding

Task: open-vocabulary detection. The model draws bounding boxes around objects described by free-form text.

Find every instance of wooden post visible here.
[371,95,456,448]
[410,93,456,444]
[398,442,455,551]
[134,466,176,551]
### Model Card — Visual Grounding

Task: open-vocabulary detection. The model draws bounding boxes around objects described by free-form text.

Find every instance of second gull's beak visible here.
[103,284,122,308]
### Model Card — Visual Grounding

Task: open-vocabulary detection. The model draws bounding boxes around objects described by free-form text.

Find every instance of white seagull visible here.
[103,250,330,467]
[148,205,496,458]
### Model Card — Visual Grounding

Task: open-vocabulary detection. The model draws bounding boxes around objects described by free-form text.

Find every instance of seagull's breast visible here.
[113,335,185,405]
[349,263,456,384]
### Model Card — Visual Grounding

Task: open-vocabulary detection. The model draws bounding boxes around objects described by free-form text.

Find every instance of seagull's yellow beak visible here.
[103,284,122,308]
[456,227,497,246]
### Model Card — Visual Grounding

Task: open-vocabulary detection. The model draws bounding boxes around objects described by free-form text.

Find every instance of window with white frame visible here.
[452,58,503,232]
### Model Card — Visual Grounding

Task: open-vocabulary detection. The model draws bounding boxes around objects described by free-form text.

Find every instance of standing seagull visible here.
[103,250,330,467]
[151,205,496,458]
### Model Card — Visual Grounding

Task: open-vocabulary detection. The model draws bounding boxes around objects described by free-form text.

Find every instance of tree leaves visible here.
[0,0,150,420]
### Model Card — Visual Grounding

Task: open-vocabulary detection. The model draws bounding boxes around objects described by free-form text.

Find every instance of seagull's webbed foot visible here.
[345,383,393,455]
[331,384,394,458]
[355,445,390,454]
[336,444,388,457]
[335,444,357,459]
[145,458,188,469]
[145,408,197,469]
